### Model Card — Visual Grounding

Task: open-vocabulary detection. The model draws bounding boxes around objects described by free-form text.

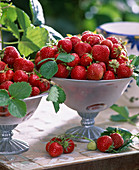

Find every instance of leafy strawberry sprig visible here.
[0,82,32,118]
[101,127,139,153]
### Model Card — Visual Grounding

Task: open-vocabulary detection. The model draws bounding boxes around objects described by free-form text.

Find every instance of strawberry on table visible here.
[110,133,124,149]
[63,138,75,154]
[48,142,63,157]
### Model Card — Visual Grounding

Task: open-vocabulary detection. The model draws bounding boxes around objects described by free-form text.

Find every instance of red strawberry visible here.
[74,42,91,57]
[81,33,94,42]
[0,107,11,117]
[91,45,110,63]
[3,46,20,67]
[110,133,124,149]
[117,63,133,78]
[28,74,40,87]
[50,137,62,142]
[13,58,34,72]
[67,53,80,67]
[46,141,51,152]
[97,135,113,152]
[71,65,87,80]
[48,142,63,157]
[70,36,81,48]
[54,64,69,78]
[107,59,119,73]
[87,63,104,80]
[0,61,8,71]
[0,73,6,83]
[86,35,100,46]
[106,36,119,44]
[55,53,63,64]
[0,81,13,90]
[31,87,40,96]
[80,53,92,67]
[100,39,113,50]
[6,70,14,81]
[98,62,106,73]
[63,138,75,154]
[110,44,122,59]
[40,46,56,60]
[103,71,115,80]
[13,70,28,82]
[38,80,50,92]
[57,39,72,53]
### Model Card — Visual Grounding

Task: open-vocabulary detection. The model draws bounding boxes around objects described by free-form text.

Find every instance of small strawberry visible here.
[40,46,57,60]
[81,33,94,42]
[0,61,8,71]
[97,135,113,152]
[87,63,104,80]
[6,70,14,81]
[103,71,115,80]
[3,46,20,67]
[28,74,40,87]
[106,36,119,44]
[107,59,119,73]
[80,53,92,67]
[110,44,122,59]
[91,45,110,63]
[63,138,75,154]
[46,141,51,152]
[55,53,63,64]
[0,81,13,90]
[67,53,80,67]
[13,70,28,82]
[98,62,106,73]
[74,42,91,57]
[100,39,113,50]
[31,87,40,96]
[110,133,124,149]
[38,80,50,92]
[54,64,69,78]
[57,39,72,53]
[48,142,63,157]
[117,63,133,78]
[86,35,100,46]
[13,58,34,72]
[0,72,6,83]
[71,65,87,80]
[70,36,81,49]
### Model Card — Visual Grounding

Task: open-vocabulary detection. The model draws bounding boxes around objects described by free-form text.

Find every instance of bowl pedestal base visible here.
[0,125,29,155]
[65,112,104,142]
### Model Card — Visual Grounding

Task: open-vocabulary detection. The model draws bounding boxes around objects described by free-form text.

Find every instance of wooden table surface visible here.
[0,97,138,170]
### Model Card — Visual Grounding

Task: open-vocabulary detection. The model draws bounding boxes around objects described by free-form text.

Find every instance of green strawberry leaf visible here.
[47,85,59,103]
[16,8,31,32]
[131,55,139,66]
[110,114,127,122]
[18,26,48,56]
[110,104,129,119]
[38,58,55,64]
[0,90,10,106]
[8,99,27,118]
[9,82,32,99]
[5,19,20,39]
[129,113,139,121]
[0,3,17,25]
[55,85,66,103]
[40,61,58,79]
[56,53,75,63]
[53,102,60,113]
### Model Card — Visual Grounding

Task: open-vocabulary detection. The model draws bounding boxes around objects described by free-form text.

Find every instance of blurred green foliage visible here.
[7,0,139,36]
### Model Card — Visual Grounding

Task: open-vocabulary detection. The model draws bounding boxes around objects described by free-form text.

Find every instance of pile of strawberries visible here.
[0,46,50,96]
[35,31,133,80]
[46,136,75,157]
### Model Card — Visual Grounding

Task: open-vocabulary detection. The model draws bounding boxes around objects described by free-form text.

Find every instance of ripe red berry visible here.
[117,63,133,78]
[31,87,40,96]
[87,63,104,80]
[91,45,110,63]
[13,70,28,82]
[86,35,100,46]
[110,44,122,59]
[97,135,113,152]
[67,53,80,67]
[106,36,119,44]
[40,46,57,60]
[110,133,124,149]
[48,142,63,157]
[0,61,8,71]
[71,65,87,80]
[103,71,115,80]
[100,39,113,50]
[54,64,69,78]
[28,74,40,87]
[80,53,92,67]
[3,46,20,67]
[70,36,81,49]
[63,138,75,154]
[6,70,14,81]
[0,81,13,90]
[0,72,6,83]
[38,80,50,92]
[57,39,72,53]
[74,42,91,57]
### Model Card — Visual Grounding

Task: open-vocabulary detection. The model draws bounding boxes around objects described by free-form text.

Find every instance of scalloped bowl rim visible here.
[24,92,48,101]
